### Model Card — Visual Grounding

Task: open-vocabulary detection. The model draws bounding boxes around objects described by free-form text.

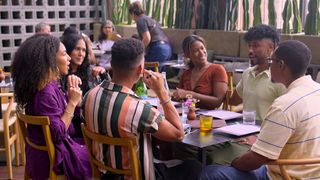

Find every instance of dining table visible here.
[143,89,261,168]
[179,116,260,167]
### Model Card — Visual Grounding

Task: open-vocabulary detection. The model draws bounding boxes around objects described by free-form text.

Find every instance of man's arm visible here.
[231,150,271,171]
[141,31,151,48]
[143,70,184,142]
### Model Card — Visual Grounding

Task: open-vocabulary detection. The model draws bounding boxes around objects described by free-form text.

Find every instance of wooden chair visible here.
[0,93,20,179]
[145,61,160,72]
[268,158,320,180]
[17,109,64,180]
[81,123,140,180]
[222,71,234,111]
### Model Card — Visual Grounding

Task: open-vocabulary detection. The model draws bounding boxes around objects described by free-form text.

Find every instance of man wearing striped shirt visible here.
[199,40,320,179]
[83,38,200,179]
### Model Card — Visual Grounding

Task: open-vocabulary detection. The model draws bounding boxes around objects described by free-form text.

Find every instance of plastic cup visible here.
[200,115,213,132]
[243,110,256,125]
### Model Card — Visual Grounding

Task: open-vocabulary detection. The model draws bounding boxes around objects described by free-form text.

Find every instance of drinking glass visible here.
[200,115,213,132]
[177,53,184,65]
[243,110,256,125]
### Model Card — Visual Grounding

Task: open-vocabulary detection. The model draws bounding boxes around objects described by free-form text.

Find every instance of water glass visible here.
[181,103,188,124]
[243,110,256,125]
[177,53,184,65]
[200,115,213,132]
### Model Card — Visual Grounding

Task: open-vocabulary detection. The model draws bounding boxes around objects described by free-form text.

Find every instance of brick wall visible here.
[0,0,101,70]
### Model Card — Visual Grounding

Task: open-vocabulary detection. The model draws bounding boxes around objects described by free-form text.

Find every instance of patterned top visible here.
[236,66,286,121]
[83,80,164,180]
[251,76,320,179]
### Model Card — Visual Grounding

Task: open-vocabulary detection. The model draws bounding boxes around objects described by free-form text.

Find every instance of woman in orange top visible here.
[172,35,228,109]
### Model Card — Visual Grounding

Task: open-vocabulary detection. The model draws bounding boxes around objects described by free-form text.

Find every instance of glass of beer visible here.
[200,115,213,132]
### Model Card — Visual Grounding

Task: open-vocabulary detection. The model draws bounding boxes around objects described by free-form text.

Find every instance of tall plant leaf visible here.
[242,0,249,30]
[305,0,320,35]
[292,0,302,33]
[253,0,262,25]
[282,0,293,34]
[268,0,277,27]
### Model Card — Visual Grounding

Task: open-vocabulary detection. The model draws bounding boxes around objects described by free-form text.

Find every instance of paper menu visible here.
[214,124,260,136]
[198,110,242,120]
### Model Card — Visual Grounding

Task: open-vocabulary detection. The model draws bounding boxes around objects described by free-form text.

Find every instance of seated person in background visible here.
[199,40,320,180]
[172,35,228,110]
[61,33,107,137]
[230,24,286,121]
[12,34,91,179]
[97,20,121,52]
[35,22,51,35]
[83,38,201,180]
[63,26,96,65]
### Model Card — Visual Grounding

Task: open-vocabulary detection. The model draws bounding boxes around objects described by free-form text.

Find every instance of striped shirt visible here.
[83,80,164,180]
[251,76,320,179]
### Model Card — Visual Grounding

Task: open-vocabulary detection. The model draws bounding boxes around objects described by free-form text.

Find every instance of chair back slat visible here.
[16,109,58,180]
[267,158,320,180]
[81,123,140,180]
[222,71,234,111]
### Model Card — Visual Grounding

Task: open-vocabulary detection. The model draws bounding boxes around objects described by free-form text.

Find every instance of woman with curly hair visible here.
[11,34,91,179]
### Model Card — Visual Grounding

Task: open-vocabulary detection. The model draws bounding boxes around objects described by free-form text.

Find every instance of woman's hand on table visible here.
[172,88,193,100]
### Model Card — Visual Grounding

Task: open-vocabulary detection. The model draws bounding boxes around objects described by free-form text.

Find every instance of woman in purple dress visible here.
[11,34,91,179]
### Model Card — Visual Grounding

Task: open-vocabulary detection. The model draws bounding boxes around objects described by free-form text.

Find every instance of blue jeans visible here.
[199,165,269,180]
[146,42,172,70]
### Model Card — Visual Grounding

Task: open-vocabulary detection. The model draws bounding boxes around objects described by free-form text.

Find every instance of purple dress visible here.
[25,81,91,180]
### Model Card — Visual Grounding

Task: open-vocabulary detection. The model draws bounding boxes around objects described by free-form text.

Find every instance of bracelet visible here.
[160,98,171,106]
[65,109,74,118]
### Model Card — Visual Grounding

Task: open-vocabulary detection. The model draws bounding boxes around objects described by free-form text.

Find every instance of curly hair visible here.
[182,34,207,68]
[111,38,144,70]
[244,24,280,46]
[60,33,90,94]
[128,1,145,16]
[12,34,60,106]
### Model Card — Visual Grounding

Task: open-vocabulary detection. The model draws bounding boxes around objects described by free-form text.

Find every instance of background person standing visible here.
[129,1,172,67]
